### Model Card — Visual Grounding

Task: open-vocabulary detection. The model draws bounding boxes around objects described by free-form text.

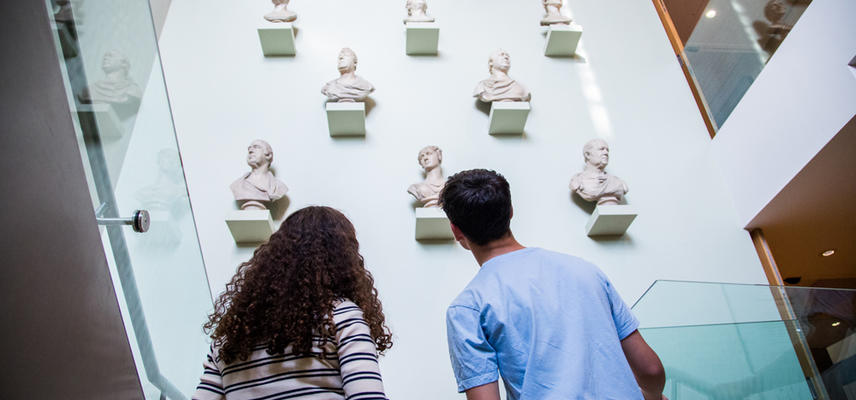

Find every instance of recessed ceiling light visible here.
[705,10,717,18]
[832,321,841,327]
[821,249,836,257]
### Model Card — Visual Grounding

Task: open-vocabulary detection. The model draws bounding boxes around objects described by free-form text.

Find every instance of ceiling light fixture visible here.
[821,249,836,257]
[832,321,841,327]
[705,10,717,18]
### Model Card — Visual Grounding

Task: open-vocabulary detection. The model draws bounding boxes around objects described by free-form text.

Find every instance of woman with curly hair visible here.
[193,206,393,400]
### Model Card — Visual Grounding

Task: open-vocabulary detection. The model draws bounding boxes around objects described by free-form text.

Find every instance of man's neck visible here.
[470,233,525,266]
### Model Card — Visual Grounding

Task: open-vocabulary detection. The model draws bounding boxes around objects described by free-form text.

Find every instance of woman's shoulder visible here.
[332,298,364,317]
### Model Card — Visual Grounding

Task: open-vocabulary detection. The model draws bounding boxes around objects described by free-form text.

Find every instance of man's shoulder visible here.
[448,248,602,309]
[524,247,599,270]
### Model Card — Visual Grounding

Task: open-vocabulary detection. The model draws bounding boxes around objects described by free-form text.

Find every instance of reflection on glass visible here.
[44,0,213,398]
[674,0,811,130]
[78,50,143,119]
[634,281,855,399]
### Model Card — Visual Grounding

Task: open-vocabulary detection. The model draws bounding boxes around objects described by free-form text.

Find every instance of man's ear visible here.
[449,223,470,250]
[450,223,464,241]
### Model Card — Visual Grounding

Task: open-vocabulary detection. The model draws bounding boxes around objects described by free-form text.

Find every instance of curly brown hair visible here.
[204,206,393,364]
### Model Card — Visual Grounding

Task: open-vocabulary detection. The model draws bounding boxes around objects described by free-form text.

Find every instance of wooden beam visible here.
[750,229,830,399]
[650,0,718,138]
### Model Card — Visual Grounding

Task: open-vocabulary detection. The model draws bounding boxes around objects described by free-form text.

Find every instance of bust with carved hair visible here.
[230,140,288,210]
[321,48,375,103]
[473,50,531,103]
[569,139,628,205]
[541,0,572,26]
[264,0,297,22]
[404,0,435,23]
[407,145,445,208]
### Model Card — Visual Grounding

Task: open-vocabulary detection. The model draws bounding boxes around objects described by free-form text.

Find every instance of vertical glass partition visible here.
[45,0,212,398]
[633,281,856,399]
[658,0,812,132]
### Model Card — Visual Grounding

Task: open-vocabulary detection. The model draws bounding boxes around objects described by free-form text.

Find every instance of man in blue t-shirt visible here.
[440,169,666,400]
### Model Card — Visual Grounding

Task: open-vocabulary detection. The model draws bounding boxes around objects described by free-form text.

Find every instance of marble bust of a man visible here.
[264,0,297,23]
[321,48,375,102]
[541,0,572,26]
[404,0,435,23]
[569,139,628,205]
[473,50,531,103]
[230,140,288,210]
[407,145,445,208]
[78,51,142,105]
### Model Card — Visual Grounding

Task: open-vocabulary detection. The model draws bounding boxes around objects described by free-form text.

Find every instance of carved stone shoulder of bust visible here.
[322,76,375,102]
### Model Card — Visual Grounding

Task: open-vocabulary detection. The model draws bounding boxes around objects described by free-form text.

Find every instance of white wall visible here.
[711,0,856,227]
[158,0,767,397]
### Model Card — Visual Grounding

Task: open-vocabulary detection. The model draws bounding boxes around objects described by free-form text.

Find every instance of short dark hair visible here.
[440,169,512,246]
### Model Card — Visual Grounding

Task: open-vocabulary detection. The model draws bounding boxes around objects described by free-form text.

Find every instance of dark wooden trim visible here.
[651,0,718,138]
[750,229,786,286]
[749,229,830,399]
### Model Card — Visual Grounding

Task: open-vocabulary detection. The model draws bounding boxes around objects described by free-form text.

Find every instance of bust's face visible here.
[407,0,427,14]
[102,51,127,74]
[544,0,562,10]
[765,0,786,22]
[247,141,271,168]
[490,52,511,73]
[584,141,609,169]
[337,51,356,73]
[418,147,441,170]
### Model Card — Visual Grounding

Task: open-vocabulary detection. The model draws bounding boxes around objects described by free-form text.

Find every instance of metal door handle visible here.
[97,209,150,233]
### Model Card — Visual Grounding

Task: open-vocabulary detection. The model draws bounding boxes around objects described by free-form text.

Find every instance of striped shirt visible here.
[193,300,388,400]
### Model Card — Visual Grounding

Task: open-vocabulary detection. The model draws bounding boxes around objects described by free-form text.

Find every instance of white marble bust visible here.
[541,0,572,26]
[264,0,297,23]
[473,50,531,103]
[407,145,445,208]
[78,51,142,105]
[321,48,375,102]
[230,140,288,210]
[569,139,628,206]
[404,0,435,23]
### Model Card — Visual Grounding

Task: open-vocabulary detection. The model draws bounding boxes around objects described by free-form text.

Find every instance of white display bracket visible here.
[257,23,296,56]
[585,204,637,236]
[544,24,583,57]
[326,102,366,136]
[226,209,275,243]
[415,207,454,240]
[489,101,530,135]
[77,103,122,139]
[405,22,439,55]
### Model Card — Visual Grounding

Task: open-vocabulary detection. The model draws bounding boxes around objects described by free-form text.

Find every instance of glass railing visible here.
[661,0,812,132]
[633,280,856,399]
[45,0,213,398]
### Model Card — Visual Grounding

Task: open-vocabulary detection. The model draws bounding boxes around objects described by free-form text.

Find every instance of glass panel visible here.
[677,0,811,129]
[45,0,212,398]
[643,321,814,399]
[634,281,856,399]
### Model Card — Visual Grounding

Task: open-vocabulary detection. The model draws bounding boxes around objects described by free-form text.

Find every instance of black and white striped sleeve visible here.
[192,345,225,400]
[333,301,388,400]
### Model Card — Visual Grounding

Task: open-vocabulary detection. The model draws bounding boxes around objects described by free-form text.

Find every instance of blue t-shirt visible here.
[446,247,642,400]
